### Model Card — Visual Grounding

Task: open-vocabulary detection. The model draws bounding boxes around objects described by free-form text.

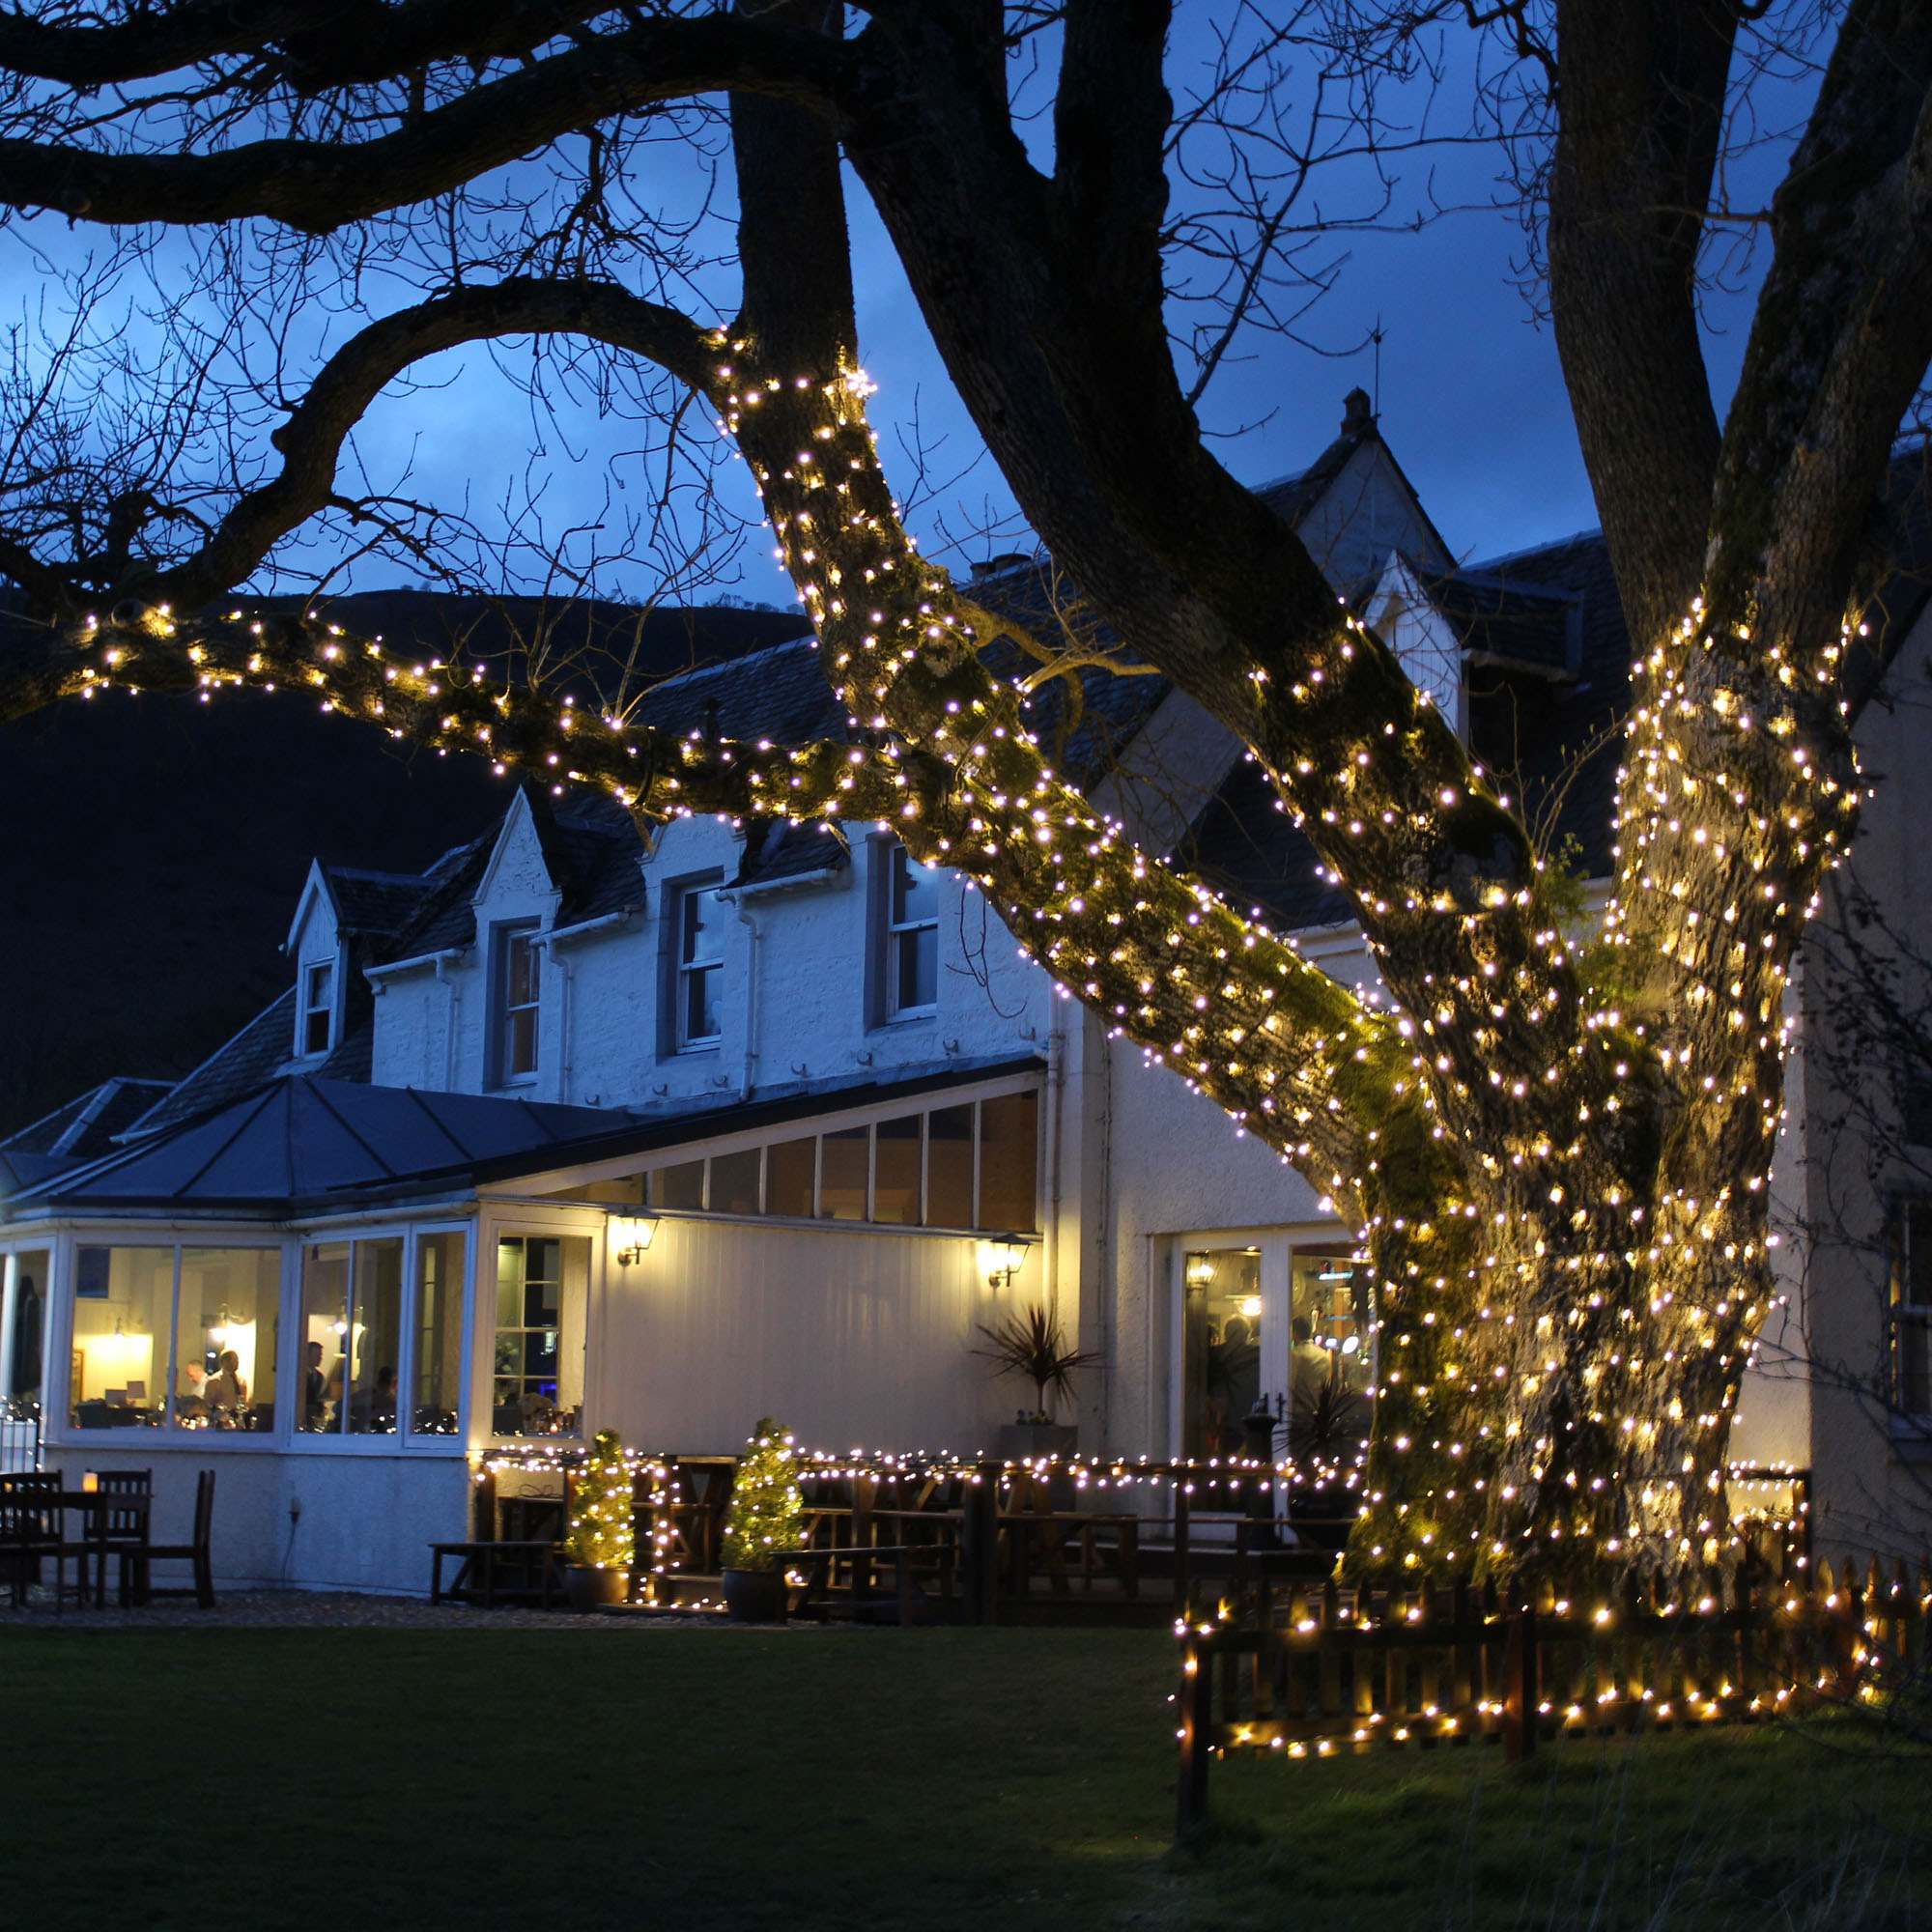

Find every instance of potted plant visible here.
[721,1416,806,1622]
[560,1428,634,1610]
[975,1304,1096,1462]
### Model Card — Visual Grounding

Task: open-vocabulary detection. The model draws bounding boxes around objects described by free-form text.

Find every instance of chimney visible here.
[970,552,1030,581]
[1342,386,1375,437]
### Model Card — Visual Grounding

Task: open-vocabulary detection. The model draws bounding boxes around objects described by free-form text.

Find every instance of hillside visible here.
[0,594,810,1137]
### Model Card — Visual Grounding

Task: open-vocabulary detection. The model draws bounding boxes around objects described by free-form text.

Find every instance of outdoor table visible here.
[51,1489,152,1608]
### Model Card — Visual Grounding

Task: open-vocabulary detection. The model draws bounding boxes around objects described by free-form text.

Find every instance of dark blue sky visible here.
[335,17,1804,610]
[15,16,1809,611]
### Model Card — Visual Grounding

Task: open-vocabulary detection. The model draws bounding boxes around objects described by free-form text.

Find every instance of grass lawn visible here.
[3,1624,1926,1931]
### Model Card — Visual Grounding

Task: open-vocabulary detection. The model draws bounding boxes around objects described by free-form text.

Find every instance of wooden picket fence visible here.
[1175,1553,1932,1831]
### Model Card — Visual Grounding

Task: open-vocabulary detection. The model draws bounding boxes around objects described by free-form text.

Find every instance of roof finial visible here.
[1342,385,1375,437]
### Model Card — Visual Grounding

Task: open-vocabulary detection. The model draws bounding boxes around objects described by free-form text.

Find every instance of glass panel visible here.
[1291,1251,1374,1458]
[179,1248,279,1433]
[507,1005,538,1078]
[304,962,333,1054]
[1180,1248,1262,1459]
[709,1148,761,1216]
[977,1091,1037,1232]
[299,1241,351,1433]
[681,887,722,963]
[651,1161,705,1211]
[818,1126,869,1222]
[1906,1201,1932,1306]
[7,1249,48,1414]
[683,961,721,1043]
[1901,1320,1932,1417]
[69,1246,171,1430]
[872,1115,922,1225]
[926,1105,975,1228]
[507,932,538,1007]
[893,849,940,927]
[412,1232,465,1436]
[492,1235,586,1437]
[895,926,938,1009]
[765,1136,815,1218]
[346,1237,404,1434]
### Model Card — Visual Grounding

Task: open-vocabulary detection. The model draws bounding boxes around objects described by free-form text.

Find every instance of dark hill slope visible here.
[0,597,810,1135]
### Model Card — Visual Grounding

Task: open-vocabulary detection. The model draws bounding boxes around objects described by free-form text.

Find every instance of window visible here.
[298,1236,401,1435]
[978,1091,1039,1233]
[541,1087,1044,1236]
[765,1136,816,1218]
[493,1235,588,1437]
[884,846,939,1016]
[926,1105,974,1229]
[412,1233,465,1435]
[873,1115,922,1225]
[497,925,541,1082]
[819,1125,869,1222]
[675,884,724,1048]
[709,1147,762,1216]
[71,1245,278,1433]
[1892,1198,1932,1416]
[300,959,335,1058]
[1181,1248,1262,1459]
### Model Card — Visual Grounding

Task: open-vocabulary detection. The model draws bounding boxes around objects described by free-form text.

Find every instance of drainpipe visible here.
[1044,1003,1067,1320]
[554,948,575,1104]
[432,954,461,1091]
[729,894,763,1100]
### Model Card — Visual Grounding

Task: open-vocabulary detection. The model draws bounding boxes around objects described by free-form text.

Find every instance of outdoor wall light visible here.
[979,1235,1034,1291]
[611,1214,661,1266]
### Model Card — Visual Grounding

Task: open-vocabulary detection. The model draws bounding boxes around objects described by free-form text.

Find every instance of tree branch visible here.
[0,13,853,233]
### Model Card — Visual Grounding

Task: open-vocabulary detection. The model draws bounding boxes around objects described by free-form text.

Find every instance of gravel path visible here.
[0,1590,849,1632]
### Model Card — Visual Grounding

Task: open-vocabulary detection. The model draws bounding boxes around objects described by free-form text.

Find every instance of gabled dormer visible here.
[284,861,347,1064]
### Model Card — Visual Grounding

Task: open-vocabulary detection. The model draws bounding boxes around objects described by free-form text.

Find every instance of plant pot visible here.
[562,1565,630,1612]
[997,1421,1077,1463]
[722,1565,786,1623]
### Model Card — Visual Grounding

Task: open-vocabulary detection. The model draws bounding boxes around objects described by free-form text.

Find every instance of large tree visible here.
[1,0,1929,1581]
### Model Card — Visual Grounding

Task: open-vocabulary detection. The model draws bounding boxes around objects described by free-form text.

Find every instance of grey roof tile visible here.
[120,989,300,1140]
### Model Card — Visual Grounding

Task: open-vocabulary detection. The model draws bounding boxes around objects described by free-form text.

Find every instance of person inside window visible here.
[204,1350,247,1418]
[1291,1316,1332,1414]
[302,1340,328,1430]
[350,1366,399,1433]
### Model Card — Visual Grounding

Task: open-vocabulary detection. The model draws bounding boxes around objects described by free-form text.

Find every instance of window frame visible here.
[671,878,726,1052]
[1890,1192,1932,1423]
[487,1228,591,1444]
[58,1237,287,1445]
[882,844,940,1021]
[288,1226,470,1451]
[492,921,543,1088]
[298,957,337,1060]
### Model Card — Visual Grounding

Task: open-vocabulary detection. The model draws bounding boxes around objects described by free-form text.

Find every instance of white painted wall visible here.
[370,804,1049,1113]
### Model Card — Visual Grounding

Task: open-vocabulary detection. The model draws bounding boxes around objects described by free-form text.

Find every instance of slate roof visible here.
[120,988,299,1141]
[0,1077,173,1159]
[7,1055,1042,1216]
[1182,443,1932,932]
[323,867,436,940]
[636,634,847,746]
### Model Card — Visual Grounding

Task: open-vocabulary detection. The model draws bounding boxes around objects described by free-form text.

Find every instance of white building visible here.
[6,393,1929,1590]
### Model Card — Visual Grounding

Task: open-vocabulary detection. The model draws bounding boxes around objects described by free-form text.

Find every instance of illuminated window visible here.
[70,1244,278,1434]
[493,1235,588,1438]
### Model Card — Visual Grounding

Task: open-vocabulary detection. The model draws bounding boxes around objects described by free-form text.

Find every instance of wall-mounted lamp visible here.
[1184,1255,1214,1289]
[978,1234,1034,1291]
[611,1213,661,1267]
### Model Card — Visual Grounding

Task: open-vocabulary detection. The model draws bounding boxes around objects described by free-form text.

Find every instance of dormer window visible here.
[300,960,335,1058]
[497,924,542,1083]
[885,846,938,1017]
[675,883,724,1049]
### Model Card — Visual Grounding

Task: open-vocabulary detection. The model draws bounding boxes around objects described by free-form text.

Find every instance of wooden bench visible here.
[429,1538,563,1607]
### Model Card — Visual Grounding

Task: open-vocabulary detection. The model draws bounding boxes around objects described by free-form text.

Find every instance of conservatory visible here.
[0,1057,1044,1592]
